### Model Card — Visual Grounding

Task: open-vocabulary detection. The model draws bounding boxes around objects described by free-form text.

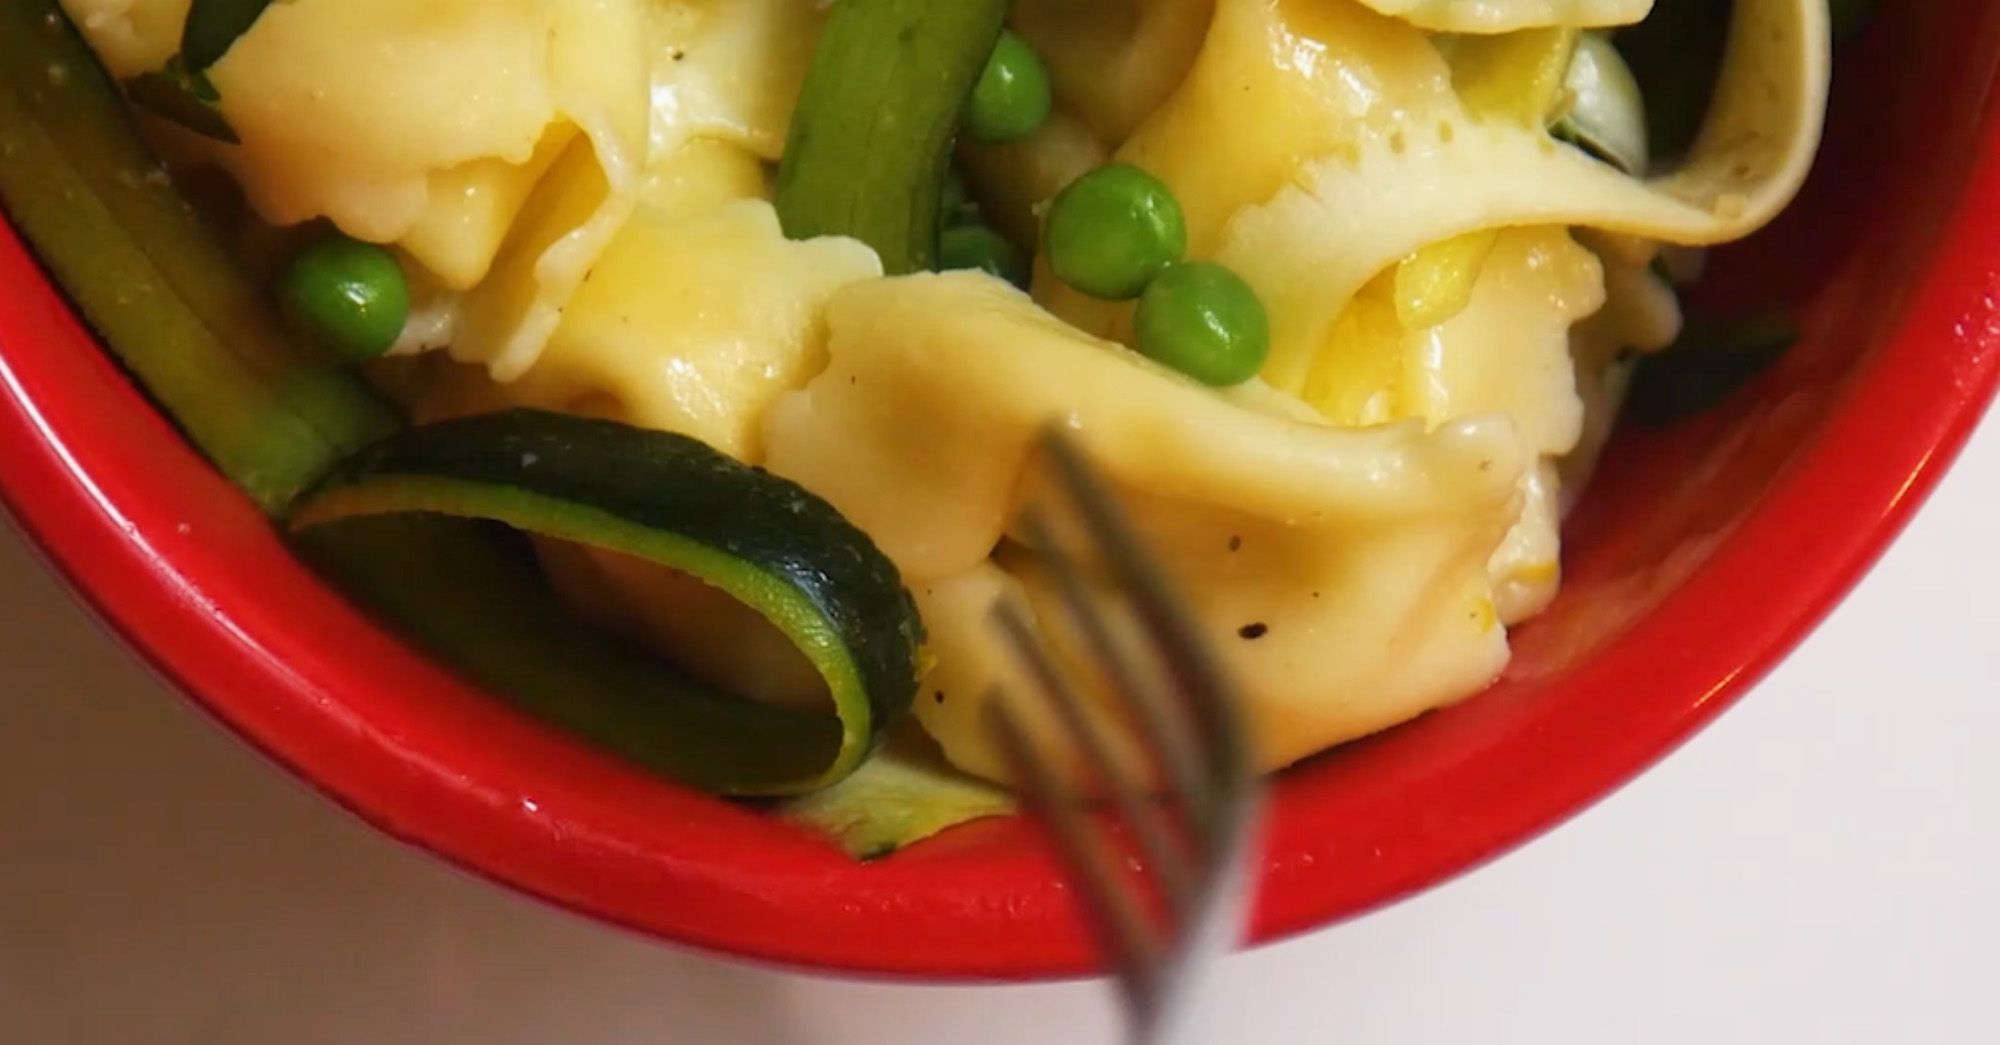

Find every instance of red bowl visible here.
[4,5,2000,979]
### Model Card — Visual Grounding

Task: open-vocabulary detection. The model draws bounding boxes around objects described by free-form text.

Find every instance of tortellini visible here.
[503,190,882,462]
[60,0,1831,783]
[62,0,826,380]
[442,0,826,380]
[1033,0,1825,385]
[763,274,1525,776]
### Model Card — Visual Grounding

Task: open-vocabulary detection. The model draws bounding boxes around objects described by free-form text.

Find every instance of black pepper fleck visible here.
[1238,622,1268,640]
[934,690,946,704]
[1227,535,1243,552]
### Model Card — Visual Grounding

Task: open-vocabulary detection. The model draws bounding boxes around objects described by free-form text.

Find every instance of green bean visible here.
[776,0,1007,274]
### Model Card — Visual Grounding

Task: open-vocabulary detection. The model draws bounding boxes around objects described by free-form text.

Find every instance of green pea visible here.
[940,224,1028,287]
[278,233,409,362]
[1044,163,1187,300]
[963,29,1052,144]
[1133,262,1269,387]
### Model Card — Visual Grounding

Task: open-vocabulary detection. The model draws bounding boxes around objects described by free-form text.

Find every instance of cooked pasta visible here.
[56,0,1832,790]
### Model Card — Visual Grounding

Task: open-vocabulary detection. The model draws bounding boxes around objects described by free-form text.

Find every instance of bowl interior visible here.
[3,2,2000,980]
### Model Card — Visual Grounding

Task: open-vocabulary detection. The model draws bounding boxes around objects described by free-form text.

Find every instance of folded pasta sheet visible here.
[764,273,1526,777]
[1357,0,1655,33]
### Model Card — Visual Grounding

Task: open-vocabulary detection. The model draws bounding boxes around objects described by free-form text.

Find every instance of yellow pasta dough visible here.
[764,273,1527,777]
[1011,0,1215,146]
[1356,0,1653,33]
[56,0,188,77]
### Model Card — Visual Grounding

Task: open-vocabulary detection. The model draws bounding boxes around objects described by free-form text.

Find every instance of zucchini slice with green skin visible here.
[0,1,398,513]
[782,725,1015,859]
[296,515,849,795]
[775,0,1008,274]
[292,410,925,795]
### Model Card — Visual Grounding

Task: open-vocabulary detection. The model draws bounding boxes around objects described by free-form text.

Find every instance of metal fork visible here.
[987,430,1263,1045]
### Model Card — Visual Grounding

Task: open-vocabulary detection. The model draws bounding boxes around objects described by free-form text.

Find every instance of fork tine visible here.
[991,591,1198,909]
[988,692,1163,1009]
[992,431,1263,1043]
[1035,430,1254,822]
[1018,508,1212,817]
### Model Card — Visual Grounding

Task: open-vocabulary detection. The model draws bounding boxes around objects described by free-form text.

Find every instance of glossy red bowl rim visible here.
[5,19,2000,980]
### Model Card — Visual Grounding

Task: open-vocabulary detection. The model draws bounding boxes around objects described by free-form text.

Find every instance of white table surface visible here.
[2,407,1994,1045]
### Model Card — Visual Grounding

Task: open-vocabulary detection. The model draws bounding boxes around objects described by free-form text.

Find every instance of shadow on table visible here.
[0,528,1113,1045]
